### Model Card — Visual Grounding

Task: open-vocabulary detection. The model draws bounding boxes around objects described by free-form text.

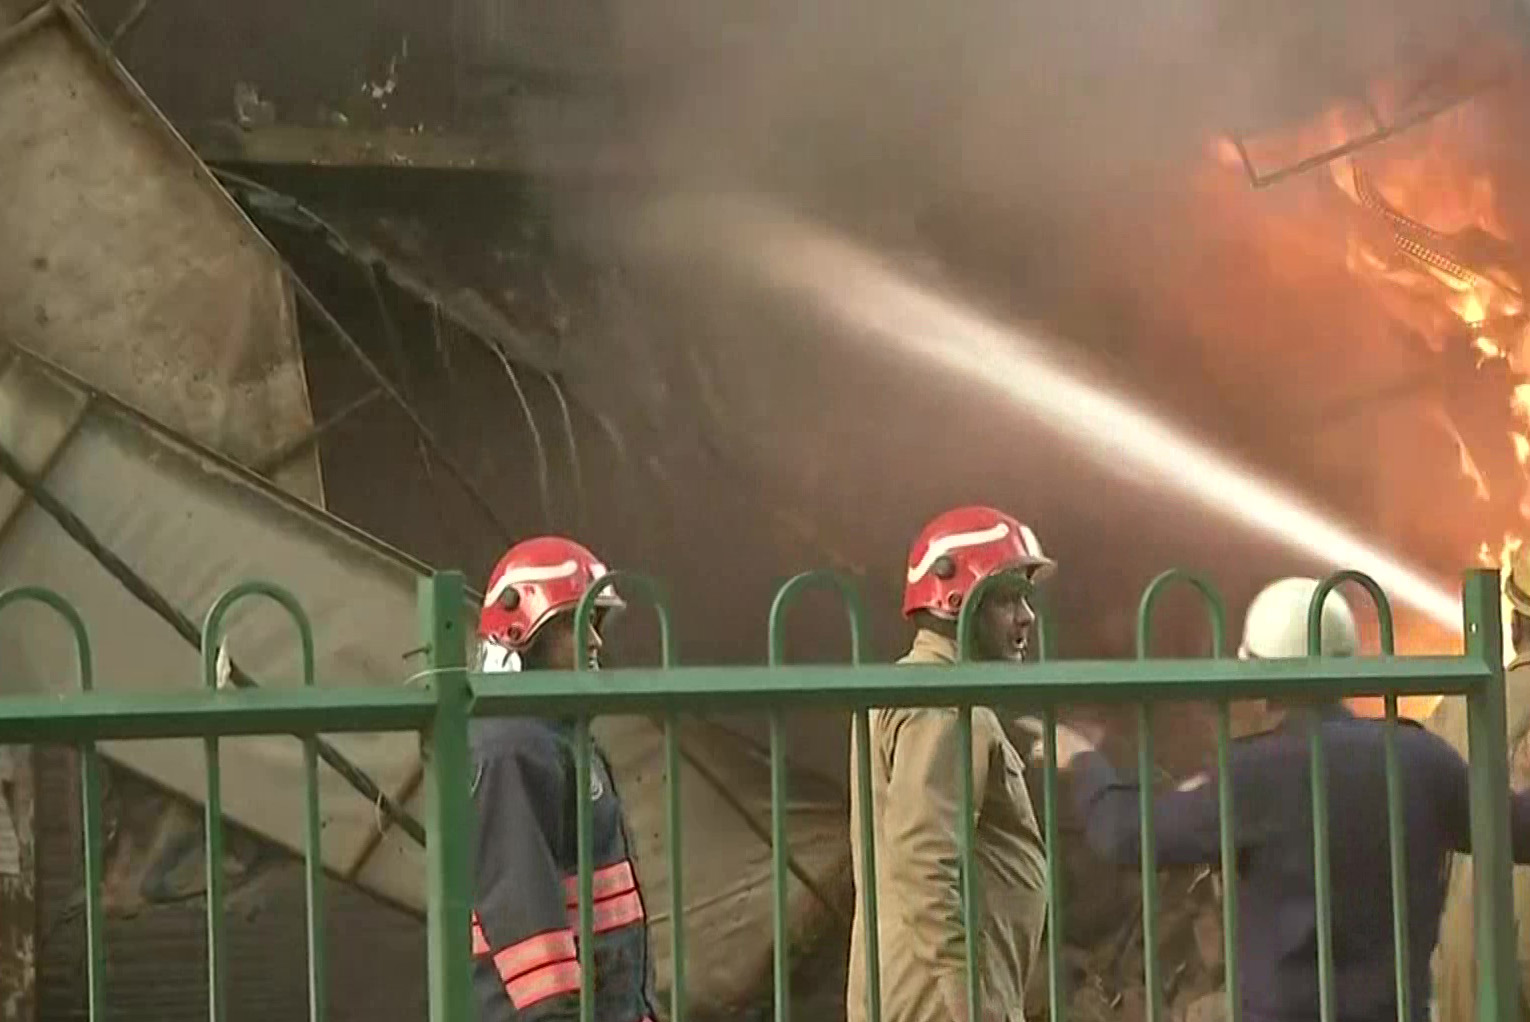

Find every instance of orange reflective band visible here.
[493,928,577,984]
[471,914,490,956]
[506,960,582,1010]
[563,860,636,906]
[569,889,645,934]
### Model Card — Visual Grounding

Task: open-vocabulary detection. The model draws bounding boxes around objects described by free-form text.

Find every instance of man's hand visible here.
[1013,716,1101,770]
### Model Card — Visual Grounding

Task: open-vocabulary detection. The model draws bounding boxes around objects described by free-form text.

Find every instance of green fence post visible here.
[1309,572,1404,1022]
[0,588,103,1019]
[201,582,324,1022]
[1461,569,1515,1022]
[767,570,869,1022]
[572,571,677,1022]
[954,568,1039,1022]
[421,572,472,1022]
[1136,570,1228,1022]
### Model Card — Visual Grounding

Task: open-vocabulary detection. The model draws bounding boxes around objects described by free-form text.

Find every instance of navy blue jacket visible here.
[1074,707,1530,1022]
[469,717,657,1022]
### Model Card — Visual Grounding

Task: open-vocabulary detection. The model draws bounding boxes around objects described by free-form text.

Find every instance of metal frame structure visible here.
[0,567,1517,1022]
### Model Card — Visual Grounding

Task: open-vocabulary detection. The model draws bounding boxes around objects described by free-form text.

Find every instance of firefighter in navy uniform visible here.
[1022,578,1530,1022]
[470,536,658,1022]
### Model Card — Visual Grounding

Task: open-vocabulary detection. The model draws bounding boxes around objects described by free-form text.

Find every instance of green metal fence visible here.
[0,567,1518,1022]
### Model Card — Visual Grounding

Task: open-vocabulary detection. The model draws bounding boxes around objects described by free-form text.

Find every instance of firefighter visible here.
[1433,546,1530,1022]
[470,536,658,1022]
[1033,577,1530,1022]
[847,506,1051,1022]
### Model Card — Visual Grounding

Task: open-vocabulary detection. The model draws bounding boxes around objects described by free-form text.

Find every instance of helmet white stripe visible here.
[907,522,1012,584]
[483,559,580,608]
[1018,524,1042,559]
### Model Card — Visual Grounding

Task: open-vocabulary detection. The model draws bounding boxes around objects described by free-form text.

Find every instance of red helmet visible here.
[902,506,1054,620]
[478,536,623,650]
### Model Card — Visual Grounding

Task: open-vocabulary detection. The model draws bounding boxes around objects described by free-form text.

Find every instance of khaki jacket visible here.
[1431,655,1530,1022]
[846,630,1048,1022]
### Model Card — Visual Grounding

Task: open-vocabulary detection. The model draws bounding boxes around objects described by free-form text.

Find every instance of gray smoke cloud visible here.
[528,0,1517,655]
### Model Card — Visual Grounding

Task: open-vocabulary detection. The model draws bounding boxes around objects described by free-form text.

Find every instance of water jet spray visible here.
[688,197,1463,636]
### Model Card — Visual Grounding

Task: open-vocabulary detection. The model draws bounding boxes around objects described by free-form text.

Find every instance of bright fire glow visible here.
[1313,127,1525,684]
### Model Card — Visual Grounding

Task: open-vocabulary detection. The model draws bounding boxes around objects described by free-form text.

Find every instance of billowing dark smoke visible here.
[527,0,1520,657]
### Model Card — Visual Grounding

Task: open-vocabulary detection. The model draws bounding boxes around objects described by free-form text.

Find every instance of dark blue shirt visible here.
[1073,707,1530,1022]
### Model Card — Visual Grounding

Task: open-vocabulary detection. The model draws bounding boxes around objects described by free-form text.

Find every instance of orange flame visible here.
[1228,104,1529,711]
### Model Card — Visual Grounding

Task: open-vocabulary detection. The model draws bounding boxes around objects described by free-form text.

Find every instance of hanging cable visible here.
[482,340,554,529]
[544,371,588,532]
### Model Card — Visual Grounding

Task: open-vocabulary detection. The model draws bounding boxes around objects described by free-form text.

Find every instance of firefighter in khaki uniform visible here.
[470,537,659,1022]
[1433,545,1530,1022]
[847,506,1051,1022]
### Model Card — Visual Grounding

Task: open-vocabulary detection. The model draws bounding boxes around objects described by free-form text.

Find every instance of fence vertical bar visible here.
[0,588,104,1018]
[202,662,226,1022]
[665,715,686,1022]
[958,705,979,1022]
[202,583,325,1022]
[1037,595,1065,1022]
[421,572,472,1022]
[954,568,1044,1022]
[1382,694,1408,1022]
[1308,724,1335,1022]
[1461,569,1515,1022]
[574,717,595,1022]
[1306,572,1399,1022]
[854,709,883,1022]
[1041,707,1065,1022]
[769,711,791,1022]
[1137,705,1161,1022]
[82,731,107,1021]
[1214,701,1239,1022]
[766,570,869,1022]
[573,571,678,1022]
[1135,569,1227,1022]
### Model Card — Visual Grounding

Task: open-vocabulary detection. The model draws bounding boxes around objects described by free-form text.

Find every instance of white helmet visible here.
[1239,577,1359,659]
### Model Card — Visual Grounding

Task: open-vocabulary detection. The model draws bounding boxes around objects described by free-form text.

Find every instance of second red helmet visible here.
[902,506,1054,620]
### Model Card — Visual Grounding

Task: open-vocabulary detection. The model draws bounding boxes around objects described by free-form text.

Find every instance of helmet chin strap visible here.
[480,640,523,674]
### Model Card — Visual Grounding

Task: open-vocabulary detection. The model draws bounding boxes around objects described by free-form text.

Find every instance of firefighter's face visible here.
[973,581,1036,662]
[529,612,605,671]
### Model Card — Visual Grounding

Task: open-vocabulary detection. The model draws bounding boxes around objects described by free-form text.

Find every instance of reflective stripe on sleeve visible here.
[505,960,582,1010]
[562,859,636,904]
[493,928,577,986]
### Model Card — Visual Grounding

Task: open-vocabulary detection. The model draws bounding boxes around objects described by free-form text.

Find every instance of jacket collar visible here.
[1274,701,1355,732]
[907,628,960,664]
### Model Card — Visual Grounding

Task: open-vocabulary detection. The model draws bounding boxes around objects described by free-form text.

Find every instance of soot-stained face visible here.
[971,575,1037,662]
[526,610,608,672]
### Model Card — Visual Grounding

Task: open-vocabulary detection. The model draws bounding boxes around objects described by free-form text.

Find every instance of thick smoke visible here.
[530,0,1518,656]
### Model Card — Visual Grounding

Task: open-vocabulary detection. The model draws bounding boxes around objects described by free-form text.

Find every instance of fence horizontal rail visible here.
[470,655,1490,716]
[0,567,1517,1022]
[0,686,437,743]
[0,658,1491,745]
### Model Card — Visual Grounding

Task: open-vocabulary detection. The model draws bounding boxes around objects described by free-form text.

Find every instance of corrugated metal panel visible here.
[0,351,433,908]
[0,347,855,1016]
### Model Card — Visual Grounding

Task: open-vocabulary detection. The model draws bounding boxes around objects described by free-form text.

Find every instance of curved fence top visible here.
[767,569,868,666]
[574,570,674,670]
[0,585,94,691]
[201,580,317,689]
[955,567,1041,664]
[1136,569,1228,660]
[1308,571,1396,656]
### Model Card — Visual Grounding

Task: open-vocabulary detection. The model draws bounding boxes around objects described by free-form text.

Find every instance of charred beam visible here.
[251,386,384,477]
